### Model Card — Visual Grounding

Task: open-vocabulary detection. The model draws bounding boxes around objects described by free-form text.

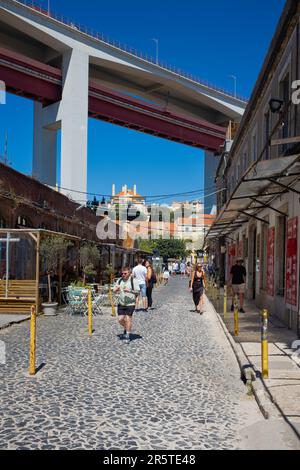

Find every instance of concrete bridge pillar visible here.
[33,48,89,201]
[33,102,57,187]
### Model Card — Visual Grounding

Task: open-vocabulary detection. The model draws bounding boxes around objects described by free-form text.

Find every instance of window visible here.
[16,216,32,228]
[279,72,291,153]
[243,150,248,173]
[252,133,257,163]
[0,217,6,228]
[264,111,270,160]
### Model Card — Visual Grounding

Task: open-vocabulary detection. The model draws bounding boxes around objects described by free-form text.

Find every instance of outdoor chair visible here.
[66,288,87,316]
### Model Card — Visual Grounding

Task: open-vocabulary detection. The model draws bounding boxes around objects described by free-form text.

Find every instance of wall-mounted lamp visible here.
[269,98,284,114]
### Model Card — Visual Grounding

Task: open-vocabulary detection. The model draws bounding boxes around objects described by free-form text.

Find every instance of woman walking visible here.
[190,263,206,314]
[145,260,156,311]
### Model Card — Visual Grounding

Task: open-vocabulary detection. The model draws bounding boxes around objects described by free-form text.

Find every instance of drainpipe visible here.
[294,22,299,137]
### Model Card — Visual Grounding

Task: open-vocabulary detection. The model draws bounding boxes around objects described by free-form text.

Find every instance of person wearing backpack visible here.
[145,260,157,311]
[114,266,140,344]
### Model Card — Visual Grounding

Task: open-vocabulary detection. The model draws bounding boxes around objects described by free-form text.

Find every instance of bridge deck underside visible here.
[0,48,226,151]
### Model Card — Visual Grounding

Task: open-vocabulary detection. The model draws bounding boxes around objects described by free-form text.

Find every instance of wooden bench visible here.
[0,281,37,314]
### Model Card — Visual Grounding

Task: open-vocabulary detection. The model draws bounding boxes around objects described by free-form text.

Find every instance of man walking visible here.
[133,259,148,311]
[180,260,186,278]
[230,258,247,313]
[114,267,140,344]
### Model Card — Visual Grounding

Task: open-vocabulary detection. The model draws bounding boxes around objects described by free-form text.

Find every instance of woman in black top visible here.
[190,263,206,314]
[145,260,156,311]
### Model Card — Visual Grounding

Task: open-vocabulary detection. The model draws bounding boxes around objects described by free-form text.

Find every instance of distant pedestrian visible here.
[133,259,148,311]
[230,258,247,313]
[186,262,192,278]
[180,261,186,278]
[163,268,170,286]
[172,262,177,277]
[145,260,156,310]
[190,263,206,314]
[114,267,140,344]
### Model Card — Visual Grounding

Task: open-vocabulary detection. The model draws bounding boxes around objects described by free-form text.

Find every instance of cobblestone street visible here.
[0,278,289,450]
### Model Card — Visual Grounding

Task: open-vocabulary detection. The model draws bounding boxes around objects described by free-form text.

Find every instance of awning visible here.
[205,153,300,242]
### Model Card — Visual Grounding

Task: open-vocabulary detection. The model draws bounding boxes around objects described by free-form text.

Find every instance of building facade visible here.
[208,0,300,334]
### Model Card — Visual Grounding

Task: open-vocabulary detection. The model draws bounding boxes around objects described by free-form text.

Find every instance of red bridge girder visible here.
[0,47,226,151]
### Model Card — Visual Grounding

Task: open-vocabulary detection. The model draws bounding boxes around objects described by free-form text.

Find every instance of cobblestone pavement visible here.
[0,278,267,450]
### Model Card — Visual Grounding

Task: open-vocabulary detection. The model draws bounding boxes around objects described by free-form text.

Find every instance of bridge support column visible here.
[60,49,89,201]
[33,102,57,187]
[33,48,89,201]
[204,150,220,214]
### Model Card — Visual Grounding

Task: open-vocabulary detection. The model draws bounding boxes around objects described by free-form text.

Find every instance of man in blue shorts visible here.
[133,259,148,311]
[114,267,140,344]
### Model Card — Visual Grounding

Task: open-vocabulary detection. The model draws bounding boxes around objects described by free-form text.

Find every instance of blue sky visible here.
[0,0,286,205]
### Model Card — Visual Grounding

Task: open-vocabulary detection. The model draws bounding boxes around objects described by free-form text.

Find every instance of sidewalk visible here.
[209,292,300,440]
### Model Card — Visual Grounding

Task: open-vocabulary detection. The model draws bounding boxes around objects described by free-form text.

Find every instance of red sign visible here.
[267,227,275,297]
[286,218,298,307]
[228,243,236,285]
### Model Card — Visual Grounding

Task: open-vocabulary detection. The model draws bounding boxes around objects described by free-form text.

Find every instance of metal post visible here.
[35,232,40,314]
[109,287,116,317]
[29,305,37,376]
[213,282,217,301]
[5,232,10,299]
[224,285,227,317]
[208,279,212,298]
[88,289,93,336]
[261,309,269,379]
[216,283,220,304]
[110,275,116,317]
[234,295,239,337]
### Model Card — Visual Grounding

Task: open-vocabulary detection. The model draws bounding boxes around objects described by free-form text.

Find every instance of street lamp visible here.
[269,98,284,114]
[151,38,159,65]
[229,75,237,98]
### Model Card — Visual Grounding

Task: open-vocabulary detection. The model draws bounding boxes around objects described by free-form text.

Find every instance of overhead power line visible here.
[49,183,220,201]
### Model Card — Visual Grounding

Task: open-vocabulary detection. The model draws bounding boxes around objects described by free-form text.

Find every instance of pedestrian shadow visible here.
[130,334,143,342]
[35,363,46,374]
[117,334,143,342]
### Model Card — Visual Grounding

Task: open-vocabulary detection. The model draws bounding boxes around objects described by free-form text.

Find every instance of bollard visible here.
[88,289,93,336]
[223,285,227,317]
[29,305,37,376]
[109,287,116,317]
[261,309,269,379]
[234,295,239,337]
[213,282,217,302]
[216,284,220,304]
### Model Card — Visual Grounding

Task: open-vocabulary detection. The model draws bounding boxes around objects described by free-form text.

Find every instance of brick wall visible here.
[0,163,99,241]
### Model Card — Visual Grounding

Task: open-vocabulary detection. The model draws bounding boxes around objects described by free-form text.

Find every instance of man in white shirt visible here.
[133,259,148,311]
[114,266,140,344]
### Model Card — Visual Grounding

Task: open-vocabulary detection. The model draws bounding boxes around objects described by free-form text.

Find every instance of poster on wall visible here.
[227,243,236,285]
[286,217,298,308]
[267,227,275,297]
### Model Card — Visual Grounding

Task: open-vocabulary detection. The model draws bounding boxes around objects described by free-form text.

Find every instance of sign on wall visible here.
[227,243,236,284]
[267,227,275,297]
[286,217,298,308]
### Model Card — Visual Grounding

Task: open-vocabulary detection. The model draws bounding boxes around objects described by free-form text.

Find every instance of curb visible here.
[0,316,31,331]
[207,297,280,420]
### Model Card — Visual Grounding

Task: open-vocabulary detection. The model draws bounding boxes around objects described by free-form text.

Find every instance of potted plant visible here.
[40,236,72,316]
[79,243,100,285]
